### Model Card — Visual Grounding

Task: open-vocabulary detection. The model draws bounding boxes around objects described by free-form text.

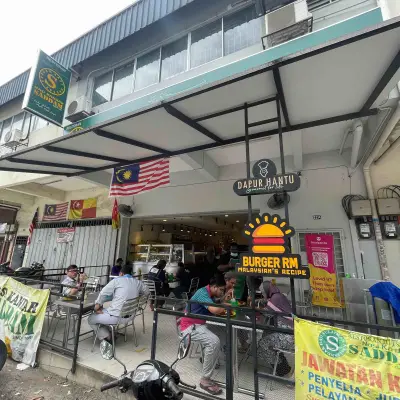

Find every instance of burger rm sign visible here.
[237,213,310,279]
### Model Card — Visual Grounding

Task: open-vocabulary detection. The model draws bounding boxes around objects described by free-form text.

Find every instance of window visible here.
[12,112,25,132]
[92,71,113,107]
[135,49,160,91]
[1,118,12,140]
[112,63,134,101]
[191,20,222,68]
[161,37,188,80]
[22,114,32,135]
[224,6,261,56]
[32,116,49,132]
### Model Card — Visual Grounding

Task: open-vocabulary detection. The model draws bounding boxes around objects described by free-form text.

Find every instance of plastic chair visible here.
[91,297,141,351]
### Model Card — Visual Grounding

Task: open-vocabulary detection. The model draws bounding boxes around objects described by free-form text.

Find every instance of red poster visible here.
[305,234,343,308]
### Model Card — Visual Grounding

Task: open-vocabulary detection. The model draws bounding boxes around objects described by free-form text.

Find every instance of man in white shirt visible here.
[88,264,149,342]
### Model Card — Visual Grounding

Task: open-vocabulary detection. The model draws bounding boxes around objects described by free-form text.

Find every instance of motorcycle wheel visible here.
[0,340,7,372]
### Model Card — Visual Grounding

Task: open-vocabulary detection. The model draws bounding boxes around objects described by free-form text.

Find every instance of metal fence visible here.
[151,296,400,400]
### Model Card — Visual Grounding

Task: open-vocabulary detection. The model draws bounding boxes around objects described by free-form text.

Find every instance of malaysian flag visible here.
[42,202,69,221]
[27,208,39,245]
[109,159,170,197]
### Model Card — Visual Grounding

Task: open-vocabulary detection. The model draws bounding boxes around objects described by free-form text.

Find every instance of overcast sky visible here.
[0,0,137,86]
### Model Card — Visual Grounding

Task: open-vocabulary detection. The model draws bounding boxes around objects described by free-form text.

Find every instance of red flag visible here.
[112,199,120,229]
[28,208,39,245]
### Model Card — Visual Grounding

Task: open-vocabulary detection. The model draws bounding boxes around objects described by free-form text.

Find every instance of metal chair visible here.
[85,276,101,292]
[143,279,156,301]
[184,277,199,299]
[270,348,295,390]
[135,294,149,334]
[91,297,141,351]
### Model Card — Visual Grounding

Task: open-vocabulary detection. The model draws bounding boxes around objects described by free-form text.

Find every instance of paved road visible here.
[0,360,113,400]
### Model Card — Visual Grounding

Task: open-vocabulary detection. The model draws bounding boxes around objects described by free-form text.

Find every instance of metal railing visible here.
[151,296,400,399]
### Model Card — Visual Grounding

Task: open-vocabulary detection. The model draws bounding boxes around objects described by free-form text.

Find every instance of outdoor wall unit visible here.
[377,198,400,215]
[66,95,93,123]
[350,200,372,217]
[0,129,24,149]
[262,0,313,49]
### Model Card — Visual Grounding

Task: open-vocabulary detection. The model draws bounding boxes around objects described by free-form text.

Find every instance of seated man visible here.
[61,265,86,297]
[179,275,226,395]
[148,259,170,310]
[111,258,123,276]
[173,262,191,299]
[88,264,149,343]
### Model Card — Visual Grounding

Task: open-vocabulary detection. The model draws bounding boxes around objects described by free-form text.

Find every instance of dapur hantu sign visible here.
[233,159,300,196]
[236,213,310,279]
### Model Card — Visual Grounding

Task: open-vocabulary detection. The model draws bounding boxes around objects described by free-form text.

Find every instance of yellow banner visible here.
[295,317,400,399]
[0,277,50,366]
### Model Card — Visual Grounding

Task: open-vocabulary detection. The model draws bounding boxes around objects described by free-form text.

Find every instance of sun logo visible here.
[244,213,295,254]
[123,170,132,180]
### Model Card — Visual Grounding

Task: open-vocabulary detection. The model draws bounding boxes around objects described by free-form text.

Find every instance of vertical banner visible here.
[295,317,400,399]
[305,234,343,308]
[22,50,71,126]
[0,277,50,366]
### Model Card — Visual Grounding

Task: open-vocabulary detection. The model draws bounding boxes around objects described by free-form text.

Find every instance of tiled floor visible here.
[42,306,294,399]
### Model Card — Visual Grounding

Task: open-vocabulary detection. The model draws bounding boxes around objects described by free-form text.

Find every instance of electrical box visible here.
[377,198,400,215]
[351,200,372,217]
[355,217,374,239]
[380,216,399,239]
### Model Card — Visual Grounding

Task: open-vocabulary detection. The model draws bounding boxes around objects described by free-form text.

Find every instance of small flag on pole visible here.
[68,198,97,220]
[43,202,68,221]
[112,198,120,230]
[109,159,170,197]
[27,208,39,245]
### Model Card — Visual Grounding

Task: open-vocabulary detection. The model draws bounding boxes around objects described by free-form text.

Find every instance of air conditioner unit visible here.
[65,95,93,123]
[263,0,312,49]
[1,129,23,148]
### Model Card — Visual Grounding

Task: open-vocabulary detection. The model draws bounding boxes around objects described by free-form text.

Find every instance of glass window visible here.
[23,114,32,135]
[112,63,134,101]
[32,116,48,132]
[223,7,261,56]
[92,71,113,107]
[135,49,160,91]
[1,118,12,140]
[191,20,222,69]
[161,37,188,81]
[12,112,25,132]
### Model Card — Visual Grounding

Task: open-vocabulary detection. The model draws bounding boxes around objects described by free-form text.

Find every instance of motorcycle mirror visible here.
[100,340,114,361]
[177,333,191,360]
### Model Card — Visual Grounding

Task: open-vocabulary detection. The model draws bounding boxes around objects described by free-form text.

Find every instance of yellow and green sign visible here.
[23,50,71,126]
[295,317,400,399]
[0,277,49,366]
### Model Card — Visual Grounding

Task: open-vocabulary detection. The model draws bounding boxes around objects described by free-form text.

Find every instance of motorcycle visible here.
[0,339,6,372]
[14,260,45,279]
[99,334,196,399]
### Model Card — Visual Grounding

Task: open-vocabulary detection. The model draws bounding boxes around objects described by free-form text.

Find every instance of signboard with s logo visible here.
[22,50,71,126]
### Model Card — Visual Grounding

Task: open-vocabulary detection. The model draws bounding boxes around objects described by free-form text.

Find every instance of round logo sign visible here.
[39,68,66,96]
[318,330,347,358]
[252,158,277,179]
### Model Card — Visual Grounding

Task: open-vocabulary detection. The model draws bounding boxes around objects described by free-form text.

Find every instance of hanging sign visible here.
[56,227,75,243]
[22,50,71,126]
[236,213,309,278]
[295,317,400,400]
[305,234,344,308]
[233,159,300,196]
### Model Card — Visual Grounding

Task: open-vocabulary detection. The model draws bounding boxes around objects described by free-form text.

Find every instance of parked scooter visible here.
[0,339,6,372]
[99,334,196,399]
[14,260,45,279]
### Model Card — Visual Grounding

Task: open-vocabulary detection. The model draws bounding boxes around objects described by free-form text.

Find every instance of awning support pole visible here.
[244,103,260,399]
[276,98,297,314]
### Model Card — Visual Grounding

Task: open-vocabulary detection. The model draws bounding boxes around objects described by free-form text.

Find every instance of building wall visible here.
[128,151,374,279]
[370,142,400,286]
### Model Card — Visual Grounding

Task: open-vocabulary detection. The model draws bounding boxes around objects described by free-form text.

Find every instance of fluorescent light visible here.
[225,214,229,217]
[163,219,167,222]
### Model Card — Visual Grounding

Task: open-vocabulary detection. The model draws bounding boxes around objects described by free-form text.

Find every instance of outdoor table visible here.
[206,307,270,396]
[54,292,98,347]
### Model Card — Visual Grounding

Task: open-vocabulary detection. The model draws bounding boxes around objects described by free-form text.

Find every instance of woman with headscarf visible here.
[258,281,294,377]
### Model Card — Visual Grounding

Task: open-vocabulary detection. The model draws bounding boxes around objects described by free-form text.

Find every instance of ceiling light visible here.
[163,219,167,222]
[215,231,217,234]
[225,214,229,217]
[236,220,240,223]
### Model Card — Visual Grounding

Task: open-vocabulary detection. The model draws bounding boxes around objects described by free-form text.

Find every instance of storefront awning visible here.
[0,9,399,177]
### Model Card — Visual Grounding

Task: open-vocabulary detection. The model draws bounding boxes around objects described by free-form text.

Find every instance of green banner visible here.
[23,50,71,126]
